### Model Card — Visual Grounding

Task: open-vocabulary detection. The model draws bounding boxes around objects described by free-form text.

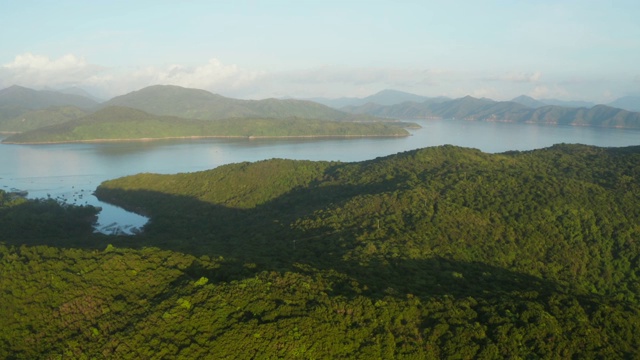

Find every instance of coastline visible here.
[1,133,410,145]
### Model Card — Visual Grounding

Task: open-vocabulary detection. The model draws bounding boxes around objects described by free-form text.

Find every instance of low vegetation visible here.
[1,144,640,358]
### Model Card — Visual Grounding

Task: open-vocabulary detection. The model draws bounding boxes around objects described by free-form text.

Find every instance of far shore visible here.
[1,133,410,145]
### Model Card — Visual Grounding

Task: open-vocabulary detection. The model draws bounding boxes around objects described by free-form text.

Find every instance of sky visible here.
[1,0,639,102]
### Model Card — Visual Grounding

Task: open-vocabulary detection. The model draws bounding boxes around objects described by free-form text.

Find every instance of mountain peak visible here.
[102,84,360,121]
[0,85,33,95]
[0,85,98,110]
[511,95,546,109]
[608,95,640,112]
[374,89,417,96]
[458,95,492,103]
[512,95,536,101]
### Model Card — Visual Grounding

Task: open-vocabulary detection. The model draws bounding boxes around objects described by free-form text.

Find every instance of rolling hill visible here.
[0,85,98,110]
[0,85,99,132]
[308,89,442,108]
[102,85,373,121]
[510,95,547,108]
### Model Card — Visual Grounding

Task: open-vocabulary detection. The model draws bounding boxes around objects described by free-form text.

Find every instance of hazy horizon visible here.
[1,1,639,103]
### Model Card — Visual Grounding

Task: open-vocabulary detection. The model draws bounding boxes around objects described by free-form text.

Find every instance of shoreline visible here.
[1,133,410,145]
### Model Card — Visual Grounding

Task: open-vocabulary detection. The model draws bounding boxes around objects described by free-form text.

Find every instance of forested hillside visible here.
[2,144,640,358]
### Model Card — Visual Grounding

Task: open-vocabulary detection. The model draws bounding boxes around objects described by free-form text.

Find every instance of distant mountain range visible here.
[0,85,377,133]
[342,94,640,129]
[313,89,637,113]
[510,95,597,109]
[307,89,448,108]
[1,84,639,133]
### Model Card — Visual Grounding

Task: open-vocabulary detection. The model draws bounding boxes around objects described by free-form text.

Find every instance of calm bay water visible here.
[1,119,638,234]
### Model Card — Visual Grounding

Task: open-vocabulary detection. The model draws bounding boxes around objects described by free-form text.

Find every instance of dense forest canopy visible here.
[2,144,640,358]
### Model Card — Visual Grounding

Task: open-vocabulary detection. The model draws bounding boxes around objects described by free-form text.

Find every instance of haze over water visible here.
[1,119,638,234]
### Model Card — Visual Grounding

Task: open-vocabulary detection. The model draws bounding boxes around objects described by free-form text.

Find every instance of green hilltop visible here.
[0,85,98,110]
[0,85,98,131]
[2,144,640,358]
[102,84,375,121]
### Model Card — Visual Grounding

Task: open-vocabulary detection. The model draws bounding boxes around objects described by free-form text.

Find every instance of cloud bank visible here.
[1,53,104,89]
[0,53,631,103]
[1,54,263,99]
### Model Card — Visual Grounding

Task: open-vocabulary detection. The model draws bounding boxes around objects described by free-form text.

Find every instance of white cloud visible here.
[0,53,264,98]
[529,85,569,100]
[1,53,105,90]
[484,71,542,83]
[4,53,81,71]
[279,66,446,87]
[0,53,626,103]
[127,59,264,92]
[470,87,501,99]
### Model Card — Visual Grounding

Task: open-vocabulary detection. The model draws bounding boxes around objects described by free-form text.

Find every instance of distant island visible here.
[1,106,412,144]
[0,85,416,142]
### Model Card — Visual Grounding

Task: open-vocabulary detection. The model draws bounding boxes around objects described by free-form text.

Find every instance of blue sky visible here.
[1,0,639,102]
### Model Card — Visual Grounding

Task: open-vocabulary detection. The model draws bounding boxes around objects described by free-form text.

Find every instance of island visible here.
[1,106,413,144]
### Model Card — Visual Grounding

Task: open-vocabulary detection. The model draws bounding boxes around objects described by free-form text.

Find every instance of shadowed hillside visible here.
[1,144,640,358]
